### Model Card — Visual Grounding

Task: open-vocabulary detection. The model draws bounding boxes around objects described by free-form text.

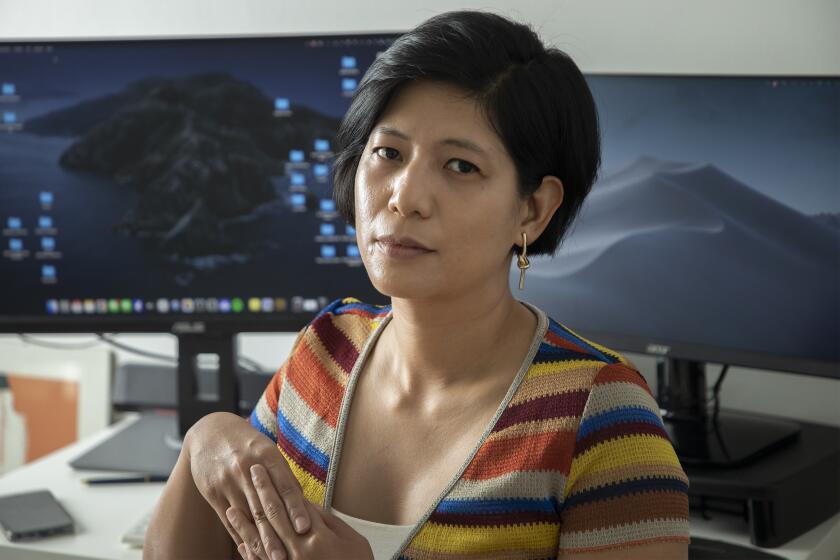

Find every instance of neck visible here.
[374,284,538,410]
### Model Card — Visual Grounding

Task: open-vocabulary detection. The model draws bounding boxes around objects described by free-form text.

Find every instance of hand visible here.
[185,411,312,560]
[227,464,374,560]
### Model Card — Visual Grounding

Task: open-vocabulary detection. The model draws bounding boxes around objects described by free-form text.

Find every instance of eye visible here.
[445,158,480,175]
[372,146,400,160]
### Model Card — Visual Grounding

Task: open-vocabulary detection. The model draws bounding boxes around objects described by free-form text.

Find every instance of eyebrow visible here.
[372,125,490,158]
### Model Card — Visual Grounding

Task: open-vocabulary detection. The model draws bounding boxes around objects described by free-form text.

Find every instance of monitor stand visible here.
[657,357,801,468]
[175,330,240,438]
[70,329,243,476]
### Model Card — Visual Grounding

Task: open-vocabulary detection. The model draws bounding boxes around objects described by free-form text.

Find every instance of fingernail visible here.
[294,516,307,533]
[237,543,247,559]
[226,508,236,521]
[250,464,259,479]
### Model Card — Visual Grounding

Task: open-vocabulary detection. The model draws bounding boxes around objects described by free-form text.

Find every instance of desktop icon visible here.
[231,298,244,313]
[9,238,22,252]
[38,215,53,229]
[248,297,261,312]
[302,298,319,312]
[96,299,108,313]
[346,244,360,258]
[133,299,144,313]
[313,163,329,177]
[340,56,357,70]
[341,78,357,92]
[156,298,169,313]
[109,299,120,313]
[193,298,206,313]
[41,264,56,279]
[169,299,180,312]
[320,245,337,258]
[261,297,274,312]
[345,225,356,235]
[71,300,83,314]
[319,199,336,212]
[1,83,14,96]
[84,299,95,314]
[320,223,335,236]
[46,299,58,314]
[291,173,306,186]
[39,192,54,207]
[219,298,231,313]
[2,112,16,124]
[274,298,287,312]
[290,193,306,207]
[289,149,304,163]
[7,217,22,230]
[41,237,55,251]
[205,298,219,313]
[181,298,195,313]
[120,298,132,313]
[314,138,330,152]
[274,97,290,111]
[59,300,70,314]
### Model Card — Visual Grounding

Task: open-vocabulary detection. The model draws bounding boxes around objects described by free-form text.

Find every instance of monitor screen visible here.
[0,35,395,332]
[514,75,839,378]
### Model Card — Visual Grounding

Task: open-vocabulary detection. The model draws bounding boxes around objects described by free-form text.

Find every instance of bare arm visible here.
[143,432,235,560]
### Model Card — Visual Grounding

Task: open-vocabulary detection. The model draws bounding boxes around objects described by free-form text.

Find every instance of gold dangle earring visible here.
[517,232,530,290]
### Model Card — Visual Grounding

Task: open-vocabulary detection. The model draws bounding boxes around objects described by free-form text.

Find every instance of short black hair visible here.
[332,10,601,257]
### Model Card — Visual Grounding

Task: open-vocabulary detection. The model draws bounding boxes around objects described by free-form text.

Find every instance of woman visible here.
[145,10,690,560]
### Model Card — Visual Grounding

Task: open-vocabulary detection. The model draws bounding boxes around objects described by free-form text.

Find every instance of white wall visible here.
[1,0,838,427]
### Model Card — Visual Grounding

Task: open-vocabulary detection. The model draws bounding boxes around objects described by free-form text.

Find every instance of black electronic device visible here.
[687,536,788,559]
[0,489,75,542]
[686,416,840,548]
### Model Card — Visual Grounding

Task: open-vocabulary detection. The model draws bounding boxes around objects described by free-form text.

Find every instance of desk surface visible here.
[0,414,838,560]
[0,414,153,560]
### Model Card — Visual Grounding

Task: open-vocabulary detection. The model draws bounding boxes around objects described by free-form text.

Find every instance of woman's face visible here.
[354,80,523,301]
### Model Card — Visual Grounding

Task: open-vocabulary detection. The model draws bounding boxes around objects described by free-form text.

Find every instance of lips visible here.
[375,234,433,251]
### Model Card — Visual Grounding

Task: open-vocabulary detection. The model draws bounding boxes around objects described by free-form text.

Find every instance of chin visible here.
[368,276,439,300]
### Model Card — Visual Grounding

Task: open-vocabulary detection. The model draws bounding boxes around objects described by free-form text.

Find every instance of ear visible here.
[516,175,564,247]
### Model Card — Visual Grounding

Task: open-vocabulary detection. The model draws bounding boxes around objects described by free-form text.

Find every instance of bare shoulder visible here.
[558,540,688,560]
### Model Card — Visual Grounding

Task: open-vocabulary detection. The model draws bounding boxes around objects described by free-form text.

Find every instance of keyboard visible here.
[688,536,788,559]
[121,508,153,547]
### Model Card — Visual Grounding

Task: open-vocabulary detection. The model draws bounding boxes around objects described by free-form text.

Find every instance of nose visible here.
[387,156,433,219]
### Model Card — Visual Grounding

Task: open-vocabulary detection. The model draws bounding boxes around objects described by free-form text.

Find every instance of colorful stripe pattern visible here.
[250,297,690,558]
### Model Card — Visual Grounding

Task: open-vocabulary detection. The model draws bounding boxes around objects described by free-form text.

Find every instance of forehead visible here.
[372,81,507,158]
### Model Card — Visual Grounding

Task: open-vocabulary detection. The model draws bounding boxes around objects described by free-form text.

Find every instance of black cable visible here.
[95,335,264,374]
[95,334,178,364]
[710,364,729,421]
[17,333,102,350]
[19,332,266,374]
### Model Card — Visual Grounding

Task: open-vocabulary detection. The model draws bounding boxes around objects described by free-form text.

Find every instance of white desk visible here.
[1,414,839,560]
[0,414,156,560]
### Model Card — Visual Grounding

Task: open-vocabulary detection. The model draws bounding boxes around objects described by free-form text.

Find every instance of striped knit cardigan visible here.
[250,297,690,559]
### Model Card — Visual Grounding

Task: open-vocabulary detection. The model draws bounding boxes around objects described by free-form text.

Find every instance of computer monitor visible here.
[515,74,839,466]
[0,33,396,435]
[2,37,837,465]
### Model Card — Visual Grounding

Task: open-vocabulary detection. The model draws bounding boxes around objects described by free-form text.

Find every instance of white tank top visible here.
[330,508,414,560]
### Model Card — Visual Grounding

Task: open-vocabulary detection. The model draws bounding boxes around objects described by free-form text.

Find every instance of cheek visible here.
[353,164,381,255]
[354,165,374,224]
